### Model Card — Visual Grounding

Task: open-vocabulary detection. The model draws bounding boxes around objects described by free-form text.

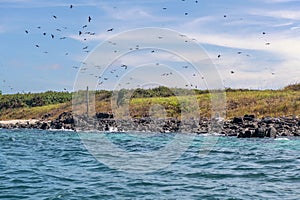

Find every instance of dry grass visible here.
[0,89,299,120]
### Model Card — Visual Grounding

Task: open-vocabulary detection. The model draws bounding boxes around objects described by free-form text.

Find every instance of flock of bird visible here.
[15,1,275,92]
[24,4,116,58]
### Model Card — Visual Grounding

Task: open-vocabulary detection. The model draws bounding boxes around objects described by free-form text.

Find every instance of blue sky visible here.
[0,0,300,94]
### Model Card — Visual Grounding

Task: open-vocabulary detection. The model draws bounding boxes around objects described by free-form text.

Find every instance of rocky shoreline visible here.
[0,112,299,138]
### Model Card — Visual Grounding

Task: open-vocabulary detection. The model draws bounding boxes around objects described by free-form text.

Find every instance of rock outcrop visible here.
[0,113,299,138]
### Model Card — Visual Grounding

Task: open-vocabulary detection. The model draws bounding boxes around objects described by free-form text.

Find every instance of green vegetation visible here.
[0,83,299,120]
[0,91,71,110]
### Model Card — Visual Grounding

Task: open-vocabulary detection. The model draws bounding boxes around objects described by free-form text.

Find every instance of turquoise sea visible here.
[0,129,299,199]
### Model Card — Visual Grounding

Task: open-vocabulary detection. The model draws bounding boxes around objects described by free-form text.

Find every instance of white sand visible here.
[0,119,39,125]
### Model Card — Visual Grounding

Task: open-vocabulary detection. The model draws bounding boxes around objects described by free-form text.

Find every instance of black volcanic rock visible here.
[96,112,113,119]
[232,117,244,124]
[253,127,266,138]
[266,126,277,138]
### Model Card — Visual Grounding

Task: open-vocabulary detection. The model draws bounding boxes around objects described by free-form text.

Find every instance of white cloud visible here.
[250,9,300,20]
[68,33,111,43]
[0,0,98,8]
[259,0,299,3]
[110,8,153,20]
[271,22,293,27]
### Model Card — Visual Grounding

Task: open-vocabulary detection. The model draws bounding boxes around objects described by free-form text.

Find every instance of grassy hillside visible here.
[0,84,299,120]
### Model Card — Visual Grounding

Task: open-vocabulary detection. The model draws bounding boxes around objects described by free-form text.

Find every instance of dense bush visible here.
[0,91,72,110]
[284,83,300,91]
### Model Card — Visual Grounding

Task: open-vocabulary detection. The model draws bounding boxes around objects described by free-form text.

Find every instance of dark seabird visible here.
[88,16,91,23]
[25,30,28,34]
[107,28,114,32]
[121,64,128,69]
[70,5,73,9]
[53,15,57,19]
[51,34,54,38]
[82,25,87,28]
[218,55,221,58]
[79,31,82,35]
[35,44,40,48]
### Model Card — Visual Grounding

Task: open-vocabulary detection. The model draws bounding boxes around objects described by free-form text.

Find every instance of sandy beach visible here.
[0,119,39,125]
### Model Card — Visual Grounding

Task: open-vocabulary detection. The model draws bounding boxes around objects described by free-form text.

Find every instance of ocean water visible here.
[0,129,299,200]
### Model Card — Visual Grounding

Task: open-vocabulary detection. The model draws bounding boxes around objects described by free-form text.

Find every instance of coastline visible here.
[0,119,39,125]
[0,112,299,138]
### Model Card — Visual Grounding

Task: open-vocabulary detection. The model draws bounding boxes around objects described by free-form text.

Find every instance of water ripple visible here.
[0,129,299,199]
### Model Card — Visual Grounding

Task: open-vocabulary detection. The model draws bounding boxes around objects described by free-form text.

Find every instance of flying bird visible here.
[83,46,88,49]
[107,28,114,32]
[79,31,82,35]
[35,44,40,48]
[43,32,46,35]
[51,34,54,38]
[218,55,221,58]
[52,15,57,19]
[70,5,73,9]
[231,70,234,74]
[25,30,29,34]
[82,25,87,28]
[121,64,128,69]
[88,16,92,23]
